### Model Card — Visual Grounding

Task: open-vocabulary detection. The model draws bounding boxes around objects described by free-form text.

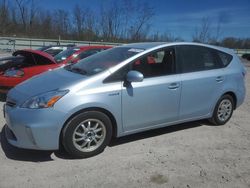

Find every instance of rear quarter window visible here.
[217,51,233,67]
[176,45,223,73]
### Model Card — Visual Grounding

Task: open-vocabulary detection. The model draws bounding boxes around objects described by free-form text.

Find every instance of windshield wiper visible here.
[69,67,87,75]
[64,65,87,75]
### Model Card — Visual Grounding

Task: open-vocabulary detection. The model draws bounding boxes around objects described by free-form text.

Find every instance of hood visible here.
[13,49,56,64]
[8,67,87,105]
[0,56,24,65]
[0,49,56,72]
[0,56,25,72]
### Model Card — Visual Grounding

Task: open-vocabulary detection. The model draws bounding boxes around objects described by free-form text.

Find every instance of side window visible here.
[203,51,217,69]
[44,49,63,56]
[176,45,222,73]
[104,47,175,83]
[103,65,129,83]
[217,51,233,67]
[131,48,175,78]
[34,54,54,65]
[78,49,100,60]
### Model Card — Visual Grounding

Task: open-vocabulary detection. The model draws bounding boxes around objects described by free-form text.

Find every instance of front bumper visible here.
[4,104,68,150]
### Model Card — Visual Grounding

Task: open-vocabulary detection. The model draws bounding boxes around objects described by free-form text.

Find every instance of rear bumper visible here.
[236,86,246,108]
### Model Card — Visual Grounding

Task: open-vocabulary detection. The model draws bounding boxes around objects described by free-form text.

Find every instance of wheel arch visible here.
[59,107,118,147]
[210,90,237,118]
[222,91,237,109]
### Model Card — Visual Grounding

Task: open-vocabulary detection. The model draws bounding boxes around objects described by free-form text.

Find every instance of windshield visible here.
[64,47,144,76]
[54,48,80,63]
[37,46,50,51]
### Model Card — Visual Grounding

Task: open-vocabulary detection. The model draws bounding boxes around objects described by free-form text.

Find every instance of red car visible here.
[0,46,111,93]
[54,45,111,64]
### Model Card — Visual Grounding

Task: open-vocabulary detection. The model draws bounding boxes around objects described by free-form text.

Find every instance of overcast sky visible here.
[38,0,250,41]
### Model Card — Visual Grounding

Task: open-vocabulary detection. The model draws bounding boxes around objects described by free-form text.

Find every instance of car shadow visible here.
[1,120,210,161]
[109,120,205,147]
[0,126,54,162]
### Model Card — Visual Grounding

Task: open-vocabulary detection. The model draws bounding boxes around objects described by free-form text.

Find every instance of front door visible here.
[122,47,181,132]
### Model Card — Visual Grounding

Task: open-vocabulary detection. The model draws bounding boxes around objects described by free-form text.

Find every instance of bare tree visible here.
[209,16,223,44]
[119,0,133,39]
[53,9,71,38]
[73,5,85,38]
[221,37,250,49]
[150,31,183,42]
[36,10,53,38]
[98,0,154,42]
[214,20,222,42]
[72,5,98,40]
[10,5,17,25]
[129,2,154,41]
[193,17,211,43]
[84,10,98,40]
[14,0,29,31]
[0,0,10,34]
[99,2,123,41]
[29,0,37,29]
[1,0,156,41]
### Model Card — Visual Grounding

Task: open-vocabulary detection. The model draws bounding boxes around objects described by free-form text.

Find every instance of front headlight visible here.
[4,69,24,77]
[21,90,69,109]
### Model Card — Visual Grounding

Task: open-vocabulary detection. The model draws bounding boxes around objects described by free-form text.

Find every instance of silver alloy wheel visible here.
[217,99,233,122]
[72,119,106,152]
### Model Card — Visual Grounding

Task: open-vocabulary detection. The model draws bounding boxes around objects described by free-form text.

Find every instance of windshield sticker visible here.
[128,48,144,53]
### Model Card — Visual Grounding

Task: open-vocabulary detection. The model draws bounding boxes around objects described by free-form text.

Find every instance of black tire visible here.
[209,94,234,125]
[62,111,112,158]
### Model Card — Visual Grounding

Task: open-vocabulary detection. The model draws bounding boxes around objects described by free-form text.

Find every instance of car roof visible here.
[121,42,233,54]
[45,46,67,50]
[122,42,167,50]
[76,45,112,50]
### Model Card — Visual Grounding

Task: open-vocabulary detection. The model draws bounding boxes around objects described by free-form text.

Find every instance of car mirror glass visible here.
[126,70,144,83]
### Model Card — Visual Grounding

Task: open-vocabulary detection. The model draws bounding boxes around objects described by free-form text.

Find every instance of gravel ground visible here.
[0,61,249,188]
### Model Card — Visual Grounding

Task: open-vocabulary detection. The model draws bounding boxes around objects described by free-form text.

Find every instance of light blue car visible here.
[4,42,246,158]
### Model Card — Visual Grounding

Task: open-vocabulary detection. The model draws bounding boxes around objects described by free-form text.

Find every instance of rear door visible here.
[176,45,225,120]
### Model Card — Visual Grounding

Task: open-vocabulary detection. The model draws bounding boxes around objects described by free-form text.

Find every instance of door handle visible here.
[168,83,180,89]
[216,76,224,82]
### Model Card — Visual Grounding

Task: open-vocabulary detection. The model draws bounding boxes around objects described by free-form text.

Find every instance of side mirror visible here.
[126,70,144,83]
